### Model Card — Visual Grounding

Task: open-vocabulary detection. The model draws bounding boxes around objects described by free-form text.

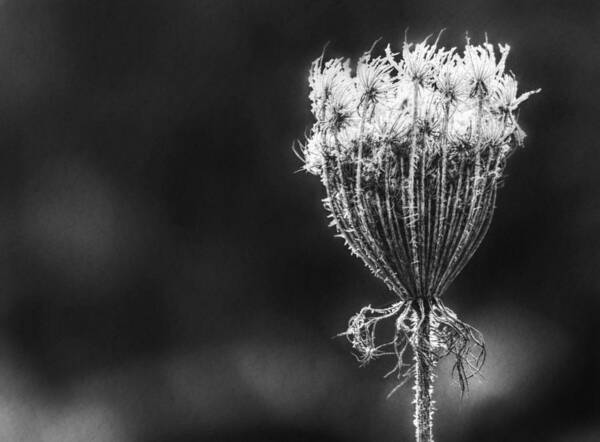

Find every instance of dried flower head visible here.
[297,34,539,441]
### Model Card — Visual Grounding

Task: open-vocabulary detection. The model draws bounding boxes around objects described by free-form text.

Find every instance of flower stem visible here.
[413,304,435,442]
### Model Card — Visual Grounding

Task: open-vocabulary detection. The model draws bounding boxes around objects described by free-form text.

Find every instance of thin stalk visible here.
[413,302,435,442]
[407,80,421,295]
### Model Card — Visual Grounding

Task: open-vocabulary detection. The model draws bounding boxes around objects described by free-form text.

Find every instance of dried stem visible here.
[413,302,435,442]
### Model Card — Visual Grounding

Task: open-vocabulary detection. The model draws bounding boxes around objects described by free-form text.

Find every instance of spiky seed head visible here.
[298,34,539,391]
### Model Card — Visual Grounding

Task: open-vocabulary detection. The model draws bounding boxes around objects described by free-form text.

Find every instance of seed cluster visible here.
[299,36,539,390]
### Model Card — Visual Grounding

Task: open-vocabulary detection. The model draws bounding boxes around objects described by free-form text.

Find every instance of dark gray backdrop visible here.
[0,1,596,441]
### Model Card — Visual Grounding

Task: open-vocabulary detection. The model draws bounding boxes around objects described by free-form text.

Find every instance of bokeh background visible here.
[0,0,596,441]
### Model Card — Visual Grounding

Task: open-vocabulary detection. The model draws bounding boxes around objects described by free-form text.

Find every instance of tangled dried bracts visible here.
[341,298,485,393]
[299,36,539,392]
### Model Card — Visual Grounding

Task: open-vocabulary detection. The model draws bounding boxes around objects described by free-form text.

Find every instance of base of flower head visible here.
[340,297,485,394]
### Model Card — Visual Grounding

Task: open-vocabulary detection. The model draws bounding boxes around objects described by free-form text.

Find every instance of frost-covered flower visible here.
[463,41,509,98]
[492,74,541,114]
[356,49,395,107]
[302,132,326,175]
[297,34,539,442]
[389,36,448,86]
[435,52,468,103]
[308,57,353,119]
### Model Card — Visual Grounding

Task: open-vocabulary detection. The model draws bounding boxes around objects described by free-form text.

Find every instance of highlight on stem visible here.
[296,32,539,442]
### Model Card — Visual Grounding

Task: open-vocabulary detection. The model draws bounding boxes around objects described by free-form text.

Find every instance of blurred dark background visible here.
[0,0,596,441]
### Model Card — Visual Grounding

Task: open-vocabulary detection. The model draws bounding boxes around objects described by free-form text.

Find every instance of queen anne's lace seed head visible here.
[356,50,395,108]
[493,74,541,115]
[299,36,539,392]
[436,52,468,104]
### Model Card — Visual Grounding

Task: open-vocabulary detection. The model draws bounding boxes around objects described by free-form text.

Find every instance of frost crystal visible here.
[299,36,539,392]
